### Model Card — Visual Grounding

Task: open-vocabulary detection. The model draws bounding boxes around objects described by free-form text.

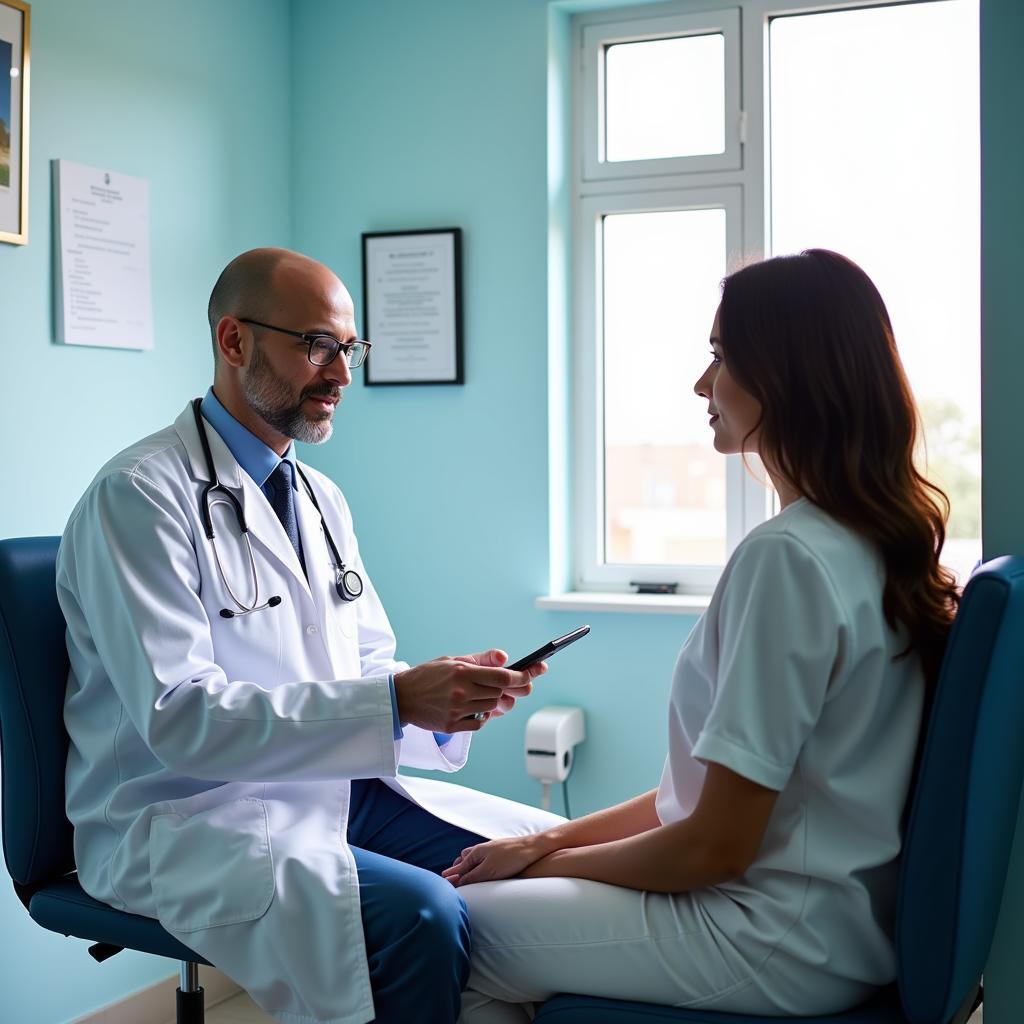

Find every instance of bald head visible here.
[207,247,343,358]
[206,248,356,453]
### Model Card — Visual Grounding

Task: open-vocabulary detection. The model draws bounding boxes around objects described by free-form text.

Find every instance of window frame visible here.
[574,185,760,593]
[580,8,743,182]
[570,0,937,596]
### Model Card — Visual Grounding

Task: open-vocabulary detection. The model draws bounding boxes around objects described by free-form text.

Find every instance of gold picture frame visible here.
[0,0,29,245]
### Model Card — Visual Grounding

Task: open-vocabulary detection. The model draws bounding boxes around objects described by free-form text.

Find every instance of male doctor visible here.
[57,248,562,1024]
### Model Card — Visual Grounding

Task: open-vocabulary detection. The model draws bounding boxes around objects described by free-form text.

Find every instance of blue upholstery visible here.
[29,875,208,963]
[537,557,1024,1024]
[896,561,1024,1022]
[0,536,208,966]
[0,536,75,889]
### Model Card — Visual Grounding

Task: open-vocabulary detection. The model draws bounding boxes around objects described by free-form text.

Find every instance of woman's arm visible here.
[543,788,662,849]
[447,763,778,892]
[522,763,778,891]
[443,789,662,885]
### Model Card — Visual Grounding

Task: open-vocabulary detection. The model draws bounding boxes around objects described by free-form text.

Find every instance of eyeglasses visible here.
[238,318,372,369]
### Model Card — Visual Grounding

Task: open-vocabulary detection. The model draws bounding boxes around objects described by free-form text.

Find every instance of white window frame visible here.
[570,0,931,597]
[574,186,760,593]
[581,8,743,182]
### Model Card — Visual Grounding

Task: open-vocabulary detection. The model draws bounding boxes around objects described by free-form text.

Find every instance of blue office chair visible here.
[0,536,212,1024]
[536,556,1024,1023]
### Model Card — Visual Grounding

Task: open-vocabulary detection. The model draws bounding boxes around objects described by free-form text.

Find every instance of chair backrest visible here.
[897,555,1024,1023]
[0,537,75,896]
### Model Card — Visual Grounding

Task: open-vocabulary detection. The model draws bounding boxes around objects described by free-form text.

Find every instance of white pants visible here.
[456,877,873,1024]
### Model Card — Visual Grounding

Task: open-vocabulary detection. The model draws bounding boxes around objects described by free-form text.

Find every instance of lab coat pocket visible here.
[150,797,275,932]
[333,597,357,638]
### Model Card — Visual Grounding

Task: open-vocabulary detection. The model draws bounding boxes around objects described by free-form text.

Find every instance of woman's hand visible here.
[442,834,553,886]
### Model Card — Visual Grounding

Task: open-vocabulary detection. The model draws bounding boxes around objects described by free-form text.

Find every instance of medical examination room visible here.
[0,0,1020,1022]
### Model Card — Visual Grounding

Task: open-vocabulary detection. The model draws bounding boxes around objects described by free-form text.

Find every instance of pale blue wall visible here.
[0,1,292,1020]
[290,0,691,820]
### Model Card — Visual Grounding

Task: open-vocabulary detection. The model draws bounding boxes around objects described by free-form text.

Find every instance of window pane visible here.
[603,209,727,566]
[605,34,725,162]
[770,0,980,583]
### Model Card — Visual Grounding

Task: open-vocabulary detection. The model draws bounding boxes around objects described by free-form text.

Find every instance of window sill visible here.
[535,592,712,615]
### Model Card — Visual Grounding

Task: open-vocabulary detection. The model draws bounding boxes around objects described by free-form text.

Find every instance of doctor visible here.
[57,247,562,1024]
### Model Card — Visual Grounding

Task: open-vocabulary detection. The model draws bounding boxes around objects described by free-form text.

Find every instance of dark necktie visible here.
[268,462,305,572]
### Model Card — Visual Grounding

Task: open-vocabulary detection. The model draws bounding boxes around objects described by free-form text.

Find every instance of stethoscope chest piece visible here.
[336,567,364,602]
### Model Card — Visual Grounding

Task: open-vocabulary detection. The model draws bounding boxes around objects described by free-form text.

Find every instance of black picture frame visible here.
[362,227,464,386]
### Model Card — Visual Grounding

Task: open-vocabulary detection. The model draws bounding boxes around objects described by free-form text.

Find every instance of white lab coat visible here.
[57,402,561,1024]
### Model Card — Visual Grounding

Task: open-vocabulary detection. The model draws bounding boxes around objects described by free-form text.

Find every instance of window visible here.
[571,0,980,595]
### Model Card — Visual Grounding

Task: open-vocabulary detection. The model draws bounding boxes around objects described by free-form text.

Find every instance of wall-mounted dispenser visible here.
[525,705,585,813]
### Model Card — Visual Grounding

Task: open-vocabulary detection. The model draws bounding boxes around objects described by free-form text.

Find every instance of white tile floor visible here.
[204,992,986,1023]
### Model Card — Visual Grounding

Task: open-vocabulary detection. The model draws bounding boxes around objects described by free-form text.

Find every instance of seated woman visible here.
[444,250,960,1023]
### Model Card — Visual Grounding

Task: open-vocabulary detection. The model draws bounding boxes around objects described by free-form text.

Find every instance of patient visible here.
[445,250,960,1022]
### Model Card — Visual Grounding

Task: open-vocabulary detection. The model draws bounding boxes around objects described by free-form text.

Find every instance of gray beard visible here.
[243,343,334,445]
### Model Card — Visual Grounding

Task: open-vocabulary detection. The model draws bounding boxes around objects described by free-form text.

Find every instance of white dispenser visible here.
[525,706,585,810]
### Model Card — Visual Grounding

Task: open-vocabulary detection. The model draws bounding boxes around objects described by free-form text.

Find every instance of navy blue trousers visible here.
[347,778,487,1024]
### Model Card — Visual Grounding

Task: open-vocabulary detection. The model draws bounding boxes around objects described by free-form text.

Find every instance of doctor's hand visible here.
[452,649,546,719]
[393,650,546,733]
[442,834,553,886]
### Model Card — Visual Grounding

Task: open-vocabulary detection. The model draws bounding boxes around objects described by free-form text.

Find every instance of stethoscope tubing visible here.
[191,398,362,617]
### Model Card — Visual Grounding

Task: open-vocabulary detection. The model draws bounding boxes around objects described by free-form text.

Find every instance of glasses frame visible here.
[237,317,372,368]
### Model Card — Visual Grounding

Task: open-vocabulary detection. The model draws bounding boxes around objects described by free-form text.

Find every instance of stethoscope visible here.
[191,398,364,619]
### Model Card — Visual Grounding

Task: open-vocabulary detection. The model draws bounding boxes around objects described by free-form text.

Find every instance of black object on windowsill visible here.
[630,582,679,595]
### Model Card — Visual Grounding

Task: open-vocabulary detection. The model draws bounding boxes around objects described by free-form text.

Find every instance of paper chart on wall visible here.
[53,159,154,350]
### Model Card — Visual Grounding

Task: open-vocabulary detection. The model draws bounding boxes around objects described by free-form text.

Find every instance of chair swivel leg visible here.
[177,961,204,1024]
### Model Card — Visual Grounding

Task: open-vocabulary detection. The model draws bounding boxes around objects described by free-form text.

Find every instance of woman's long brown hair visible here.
[717,249,960,683]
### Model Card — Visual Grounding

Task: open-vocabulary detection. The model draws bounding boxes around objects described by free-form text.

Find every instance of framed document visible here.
[0,0,30,245]
[362,228,463,385]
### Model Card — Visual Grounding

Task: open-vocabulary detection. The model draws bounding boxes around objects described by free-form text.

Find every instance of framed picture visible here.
[0,0,29,245]
[362,228,463,385]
